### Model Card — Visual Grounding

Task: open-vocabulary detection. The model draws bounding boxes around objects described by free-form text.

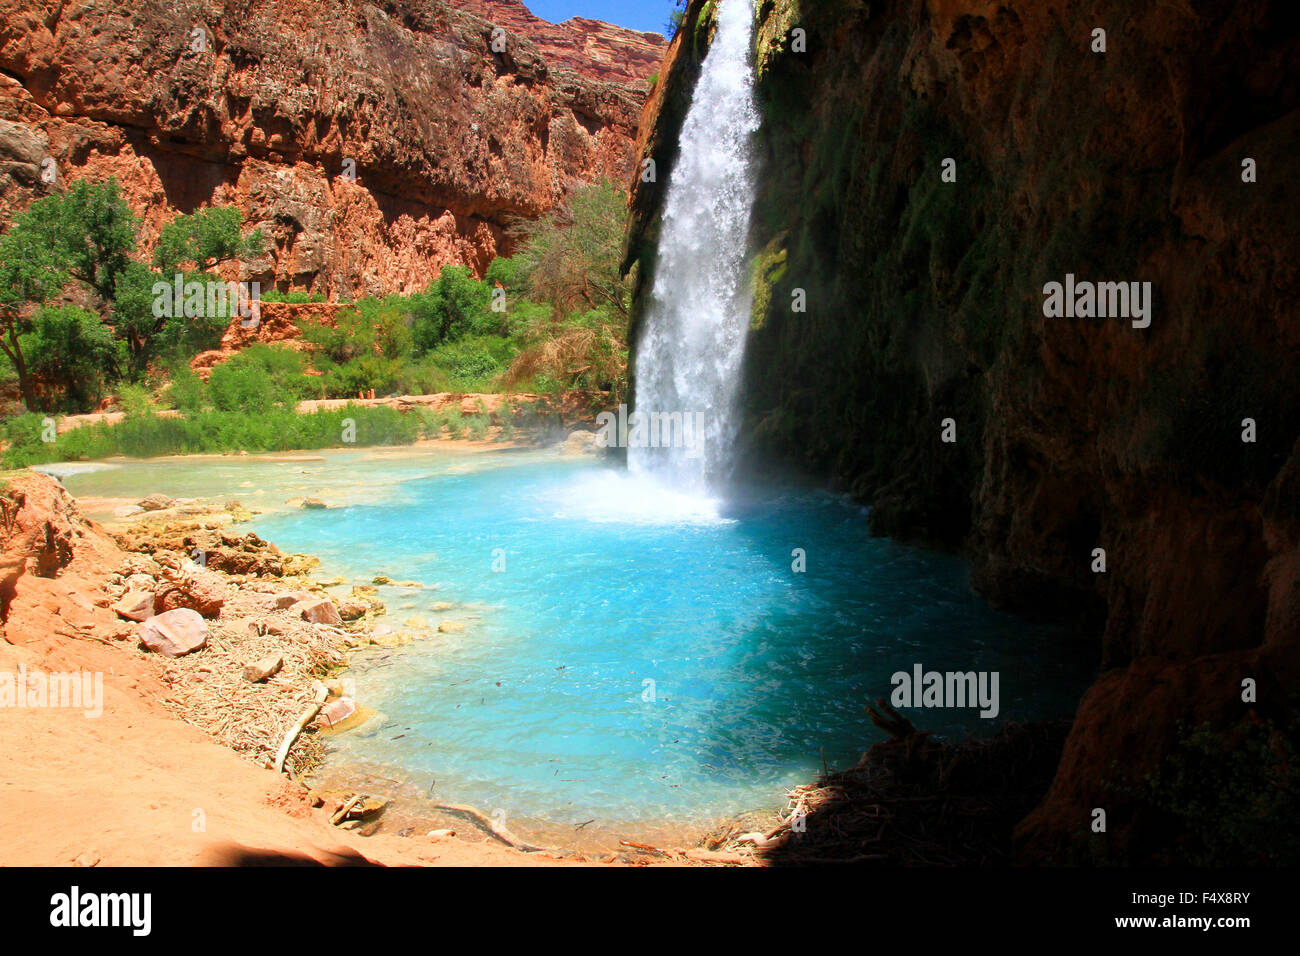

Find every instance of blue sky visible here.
[521,1,680,37]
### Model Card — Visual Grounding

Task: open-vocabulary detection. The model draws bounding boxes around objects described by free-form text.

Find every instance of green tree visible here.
[21,304,121,411]
[410,266,493,353]
[113,206,266,370]
[0,180,138,407]
[152,206,264,274]
[513,180,632,317]
[0,214,68,407]
[51,179,138,303]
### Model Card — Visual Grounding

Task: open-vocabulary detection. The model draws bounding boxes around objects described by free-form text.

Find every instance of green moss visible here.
[749,236,788,331]
[755,0,803,79]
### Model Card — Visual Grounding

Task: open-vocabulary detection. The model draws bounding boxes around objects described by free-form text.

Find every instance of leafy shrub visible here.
[207,345,310,413]
[166,363,206,412]
[21,304,122,412]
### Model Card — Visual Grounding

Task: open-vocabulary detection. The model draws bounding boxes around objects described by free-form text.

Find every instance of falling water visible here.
[630,0,760,493]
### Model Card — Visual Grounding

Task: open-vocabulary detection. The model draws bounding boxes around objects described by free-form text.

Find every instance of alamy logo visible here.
[152,273,262,328]
[50,886,151,936]
[1,665,102,717]
[1042,274,1152,328]
[890,664,1000,718]
[595,404,707,459]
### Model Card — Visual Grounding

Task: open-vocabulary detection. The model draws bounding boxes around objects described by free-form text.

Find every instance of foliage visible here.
[152,206,263,274]
[20,305,122,412]
[0,171,631,439]
[165,362,206,413]
[1123,718,1300,865]
[207,345,314,413]
[512,180,632,317]
[0,404,425,467]
[48,179,138,302]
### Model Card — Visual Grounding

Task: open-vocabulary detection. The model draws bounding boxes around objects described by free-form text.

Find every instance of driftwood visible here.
[619,840,668,856]
[274,680,327,774]
[683,848,749,865]
[432,802,547,853]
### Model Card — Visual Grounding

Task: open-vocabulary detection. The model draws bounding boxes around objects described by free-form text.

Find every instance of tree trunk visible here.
[1,320,37,411]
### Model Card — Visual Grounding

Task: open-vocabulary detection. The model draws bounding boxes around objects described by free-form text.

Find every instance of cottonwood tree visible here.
[0,213,68,408]
[113,205,265,369]
[0,180,136,408]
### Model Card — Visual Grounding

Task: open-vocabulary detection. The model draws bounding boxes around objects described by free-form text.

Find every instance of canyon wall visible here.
[628,0,1300,862]
[0,0,662,298]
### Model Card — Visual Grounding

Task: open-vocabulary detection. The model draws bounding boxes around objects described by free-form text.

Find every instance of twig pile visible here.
[156,585,352,776]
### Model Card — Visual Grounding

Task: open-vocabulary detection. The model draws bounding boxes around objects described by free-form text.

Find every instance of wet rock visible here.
[138,493,175,512]
[138,609,208,657]
[316,697,358,727]
[338,601,368,622]
[437,621,465,633]
[301,498,328,510]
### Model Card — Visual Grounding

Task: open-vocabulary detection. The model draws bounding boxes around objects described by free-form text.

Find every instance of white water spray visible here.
[630,0,760,493]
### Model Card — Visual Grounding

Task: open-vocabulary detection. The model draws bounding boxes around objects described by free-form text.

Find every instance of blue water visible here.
[248,452,1092,832]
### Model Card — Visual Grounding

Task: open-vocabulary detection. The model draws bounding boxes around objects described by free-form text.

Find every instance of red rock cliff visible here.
[0,0,664,297]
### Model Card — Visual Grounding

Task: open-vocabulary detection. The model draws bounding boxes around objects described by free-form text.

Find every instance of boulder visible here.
[301,498,328,510]
[154,571,226,618]
[138,609,208,657]
[295,596,341,626]
[138,493,175,512]
[437,620,465,633]
[111,590,154,622]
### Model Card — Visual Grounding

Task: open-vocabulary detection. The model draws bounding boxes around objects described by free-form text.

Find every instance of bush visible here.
[207,345,310,413]
[166,363,206,412]
[1,403,423,466]
[20,304,122,412]
[425,335,517,391]
[410,266,493,353]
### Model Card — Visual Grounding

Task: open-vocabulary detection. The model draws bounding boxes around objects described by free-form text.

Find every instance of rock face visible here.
[0,472,114,631]
[0,0,663,298]
[456,0,664,87]
[629,0,1300,862]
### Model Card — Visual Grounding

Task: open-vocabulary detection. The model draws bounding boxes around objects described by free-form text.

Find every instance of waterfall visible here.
[629,0,760,493]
